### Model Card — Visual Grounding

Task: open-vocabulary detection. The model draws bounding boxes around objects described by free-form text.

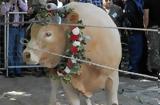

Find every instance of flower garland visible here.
[35,6,87,82]
[35,7,73,25]
[55,21,86,83]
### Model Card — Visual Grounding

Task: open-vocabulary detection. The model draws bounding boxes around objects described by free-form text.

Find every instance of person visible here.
[113,0,124,9]
[0,13,5,69]
[79,0,103,8]
[123,0,147,79]
[103,0,123,27]
[1,0,28,77]
[143,0,160,76]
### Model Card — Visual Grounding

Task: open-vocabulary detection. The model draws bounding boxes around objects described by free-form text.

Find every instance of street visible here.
[0,75,159,105]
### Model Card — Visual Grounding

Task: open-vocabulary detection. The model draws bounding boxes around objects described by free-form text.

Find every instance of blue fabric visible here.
[128,32,144,73]
[79,0,102,7]
[8,27,25,74]
[134,0,144,14]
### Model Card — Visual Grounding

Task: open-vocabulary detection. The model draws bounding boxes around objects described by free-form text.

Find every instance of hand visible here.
[27,7,34,14]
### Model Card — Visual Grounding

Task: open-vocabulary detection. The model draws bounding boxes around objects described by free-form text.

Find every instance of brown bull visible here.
[23,2,122,105]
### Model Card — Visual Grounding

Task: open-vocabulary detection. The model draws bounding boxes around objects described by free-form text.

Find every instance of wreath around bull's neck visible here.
[55,23,87,83]
[35,6,87,83]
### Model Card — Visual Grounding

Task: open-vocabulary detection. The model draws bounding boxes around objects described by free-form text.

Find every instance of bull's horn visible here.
[46,3,57,11]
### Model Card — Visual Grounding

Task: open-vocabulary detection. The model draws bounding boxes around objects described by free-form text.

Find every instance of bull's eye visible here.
[45,32,52,37]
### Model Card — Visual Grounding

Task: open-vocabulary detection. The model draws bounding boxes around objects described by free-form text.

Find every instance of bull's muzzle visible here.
[23,50,40,64]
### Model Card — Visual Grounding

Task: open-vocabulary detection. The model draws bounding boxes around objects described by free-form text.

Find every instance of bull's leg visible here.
[85,98,92,105]
[49,79,60,105]
[105,72,119,105]
[61,81,80,105]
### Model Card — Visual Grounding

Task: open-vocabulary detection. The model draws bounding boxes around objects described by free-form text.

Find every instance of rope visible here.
[0,21,159,32]
[23,43,158,81]
[1,15,159,81]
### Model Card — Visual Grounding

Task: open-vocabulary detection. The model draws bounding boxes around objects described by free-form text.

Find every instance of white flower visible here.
[64,66,71,73]
[73,41,81,46]
[72,27,80,35]
[71,56,77,63]
[79,37,83,41]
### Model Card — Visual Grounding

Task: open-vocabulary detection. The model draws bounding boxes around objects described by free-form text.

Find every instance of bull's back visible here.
[66,2,122,68]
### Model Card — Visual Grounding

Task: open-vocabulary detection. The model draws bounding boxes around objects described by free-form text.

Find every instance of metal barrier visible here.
[0,11,159,80]
[1,12,44,76]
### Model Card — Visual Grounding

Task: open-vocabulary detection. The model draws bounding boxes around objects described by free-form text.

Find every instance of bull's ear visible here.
[66,11,79,24]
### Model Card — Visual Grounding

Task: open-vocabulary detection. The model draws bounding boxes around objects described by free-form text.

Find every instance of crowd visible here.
[105,0,160,78]
[0,0,159,78]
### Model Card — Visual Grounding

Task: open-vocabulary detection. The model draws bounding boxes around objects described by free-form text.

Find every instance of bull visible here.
[23,2,122,105]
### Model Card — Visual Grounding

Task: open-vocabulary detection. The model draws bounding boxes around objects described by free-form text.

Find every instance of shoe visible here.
[7,73,16,78]
[15,74,24,77]
[34,72,44,77]
[1,70,6,75]
[130,75,139,79]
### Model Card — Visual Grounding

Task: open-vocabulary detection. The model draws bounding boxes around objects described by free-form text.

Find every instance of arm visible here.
[17,0,28,12]
[143,9,149,28]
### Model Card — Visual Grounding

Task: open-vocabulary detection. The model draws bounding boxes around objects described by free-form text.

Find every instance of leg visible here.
[105,72,119,105]
[49,79,60,105]
[85,98,92,105]
[61,81,80,105]
[15,28,25,74]
[8,27,17,75]
[128,33,144,74]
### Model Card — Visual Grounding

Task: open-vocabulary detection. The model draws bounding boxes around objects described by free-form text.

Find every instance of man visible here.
[79,0,103,8]
[1,0,28,77]
[124,0,146,79]
[113,0,124,9]
[103,0,123,27]
[143,0,160,76]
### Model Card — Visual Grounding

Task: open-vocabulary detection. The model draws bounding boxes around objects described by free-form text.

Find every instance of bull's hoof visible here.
[112,103,118,105]
[49,102,61,105]
[56,102,61,105]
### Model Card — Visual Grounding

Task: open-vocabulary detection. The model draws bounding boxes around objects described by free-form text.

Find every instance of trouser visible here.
[146,26,160,73]
[8,26,25,74]
[0,25,4,68]
[128,32,145,73]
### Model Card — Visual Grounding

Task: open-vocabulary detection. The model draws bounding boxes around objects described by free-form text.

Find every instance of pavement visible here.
[0,74,159,105]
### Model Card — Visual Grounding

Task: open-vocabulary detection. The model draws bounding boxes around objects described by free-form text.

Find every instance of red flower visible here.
[70,35,79,41]
[67,59,73,68]
[70,46,78,55]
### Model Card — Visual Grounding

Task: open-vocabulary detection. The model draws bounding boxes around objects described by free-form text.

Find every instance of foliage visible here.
[55,23,87,83]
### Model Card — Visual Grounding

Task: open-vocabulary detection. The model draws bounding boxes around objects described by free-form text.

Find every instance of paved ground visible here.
[0,74,159,105]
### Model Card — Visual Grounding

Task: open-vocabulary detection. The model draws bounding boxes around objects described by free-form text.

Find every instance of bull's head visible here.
[23,11,79,68]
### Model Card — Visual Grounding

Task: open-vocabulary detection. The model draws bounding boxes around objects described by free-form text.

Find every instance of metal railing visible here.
[2,12,44,76]
[0,11,159,81]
